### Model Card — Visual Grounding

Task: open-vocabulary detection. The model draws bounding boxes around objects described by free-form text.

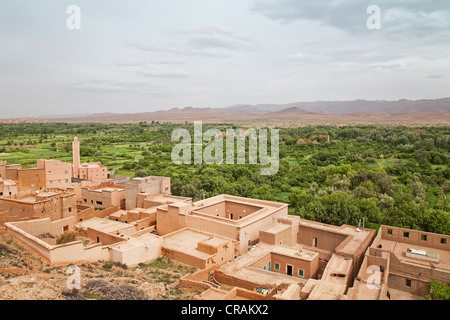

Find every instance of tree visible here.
[134,169,148,178]
[427,281,450,300]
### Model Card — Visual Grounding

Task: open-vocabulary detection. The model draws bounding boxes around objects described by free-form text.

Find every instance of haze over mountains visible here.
[5,98,450,125]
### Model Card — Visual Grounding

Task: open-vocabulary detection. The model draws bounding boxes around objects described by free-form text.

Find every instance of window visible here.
[68,207,72,213]
[405,279,412,288]
[387,229,393,235]
[274,263,280,270]
[65,170,68,174]
[96,201,103,205]
[312,237,318,247]
[441,238,447,245]
[403,232,410,238]
[84,199,87,202]
[421,235,428,241]
[298,270,304,277]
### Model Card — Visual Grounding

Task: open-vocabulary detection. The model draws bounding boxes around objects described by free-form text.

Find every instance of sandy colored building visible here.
[0,159,72,191]
[36,159,72,189]
[81,181,126,209]
[72,136,109,181]
[348,225,450,300]
[156,194,289,255]
[3,186,449,300]
[161,228,239,269]
[0,189,77,221]
[125,176,171,210]
[0,178,18,197]
[185,215,375,300]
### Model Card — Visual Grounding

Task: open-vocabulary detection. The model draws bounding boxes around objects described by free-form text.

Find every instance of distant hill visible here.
[9,98,450,125]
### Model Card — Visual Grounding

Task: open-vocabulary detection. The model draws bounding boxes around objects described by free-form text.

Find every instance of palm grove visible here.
[0,122,449,235]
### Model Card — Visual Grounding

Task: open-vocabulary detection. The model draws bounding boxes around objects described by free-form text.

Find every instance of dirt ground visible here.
[0,232,202,300]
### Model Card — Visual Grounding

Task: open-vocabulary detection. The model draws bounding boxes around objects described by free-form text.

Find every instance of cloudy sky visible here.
[1,0,449,118]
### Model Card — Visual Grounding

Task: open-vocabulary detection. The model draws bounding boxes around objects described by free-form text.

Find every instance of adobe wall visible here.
[77,205,121,222]
[134,216,155,230]
[7,217,76,237]
[161,246,209,269]
[297,225,347,253]
[5,218,111,265]
[260,226,292,246]
[37,160,72,189]
[222,287,272,300]
[48,241,110,265]
[388,251,449,284]
[5,221,53,261]
[17,168,47,191]
[4,165,21,181]
[186,215,239,240]
[0,192,77,221]
[197,201,261,219]
[238,206,288,253]
[111,236,162,267]
[82,227,130,245]
[156,206,189,235]
[125,178,165,210]
[179,265,221,291]
[79,163,108,181]
[380,225,450,251]
[142,200,164,209]
[0,180,18,197]
[250,252,318,279]
[215,269,271,292]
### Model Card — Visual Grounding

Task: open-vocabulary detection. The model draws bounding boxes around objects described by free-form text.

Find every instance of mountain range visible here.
[6,98,450,125]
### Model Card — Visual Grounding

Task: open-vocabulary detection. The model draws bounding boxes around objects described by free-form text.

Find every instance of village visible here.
[0,136,449,300]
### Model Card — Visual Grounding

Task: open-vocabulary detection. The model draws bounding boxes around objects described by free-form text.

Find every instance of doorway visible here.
[286,264,293,276]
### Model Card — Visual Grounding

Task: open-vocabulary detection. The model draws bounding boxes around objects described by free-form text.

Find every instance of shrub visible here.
[56,231,79,245]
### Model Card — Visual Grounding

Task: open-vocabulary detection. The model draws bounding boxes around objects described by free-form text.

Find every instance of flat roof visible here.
[261,223,291,235]
[112,233,160,250]
[77,217,132,234]
[219,243,307,288]
[162,229,233,260]
[378,239,450,271]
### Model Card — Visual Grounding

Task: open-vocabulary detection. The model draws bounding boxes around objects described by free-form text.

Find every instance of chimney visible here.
[72,136,80,178]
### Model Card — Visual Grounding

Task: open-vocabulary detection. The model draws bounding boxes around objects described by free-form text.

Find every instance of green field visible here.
[0,122,448,235]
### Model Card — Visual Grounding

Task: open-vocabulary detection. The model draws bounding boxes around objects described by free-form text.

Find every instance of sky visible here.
[0,0,449,118]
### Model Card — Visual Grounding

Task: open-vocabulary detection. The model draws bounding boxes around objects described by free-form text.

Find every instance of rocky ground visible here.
[0,232,201,300]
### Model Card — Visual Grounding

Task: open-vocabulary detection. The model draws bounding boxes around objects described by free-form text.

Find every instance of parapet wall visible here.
[5,219,110,265]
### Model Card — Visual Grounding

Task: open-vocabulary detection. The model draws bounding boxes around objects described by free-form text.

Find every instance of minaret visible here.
[72,136,80,178]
